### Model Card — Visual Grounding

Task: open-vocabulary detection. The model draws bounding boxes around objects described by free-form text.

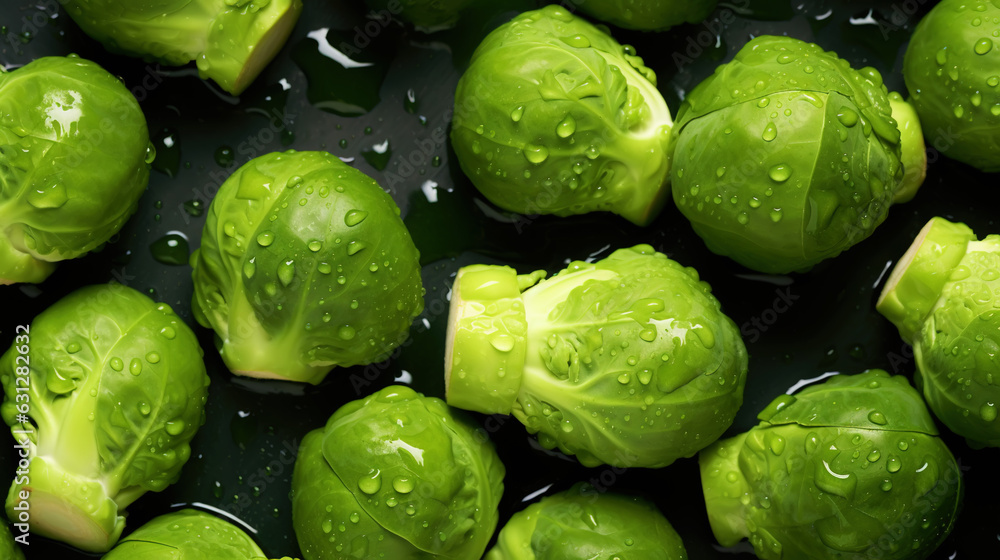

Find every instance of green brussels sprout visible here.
[701,370,962,560]
[0,284,210,553]
[904,0,1000,172]
[486,482,688,560]
[670,35,925,273]
[291,385,504,560]
[577,0,718,31]
[0,521,24,560]
[103,509,277,559]
[451,6,674,226]
[0,56,151,285]
[877,217,1000,448]
[445,244,747,468]
[191,151,424,385]
[62,0,303,95]
[365,0,474,31]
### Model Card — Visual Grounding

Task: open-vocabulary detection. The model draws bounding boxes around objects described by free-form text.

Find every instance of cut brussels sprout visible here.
[0,56,150,285]
[878,217,1000,448]
[191,151,424,385]
[486,482,688,560]
[62,0,303,95]
[451,6,673,226]
[701,370,962,560]
[577,0,718,31]
[103,509,288,559]
[291,385,504,560]
[670,35,924,273]
[446,244,748,468]
[904,0,1000,172]
[0,285,210,553]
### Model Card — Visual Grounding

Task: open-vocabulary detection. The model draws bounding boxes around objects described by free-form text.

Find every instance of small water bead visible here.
[347,241,365,256]
[975,38,993,55]
[138,402,151,416]
[510,106,524,122]
[318,262,332,274]
[525,144,549,164]
[110,357,124,371]
[868,411,887,425]
[130,358,143,376]
[66,342,81,354]
[257,232,275,247]
[768,164,791,182]
[954,105,966,118]
[359,469,382,494]
[339,326,357,340]
[886,456,902,473]
[243,258,257,279]
[880,479,893,492]
[278,260,296,286]
[308,240,323,252]
[556,115,576,138]
[345,210,368,226]
[146,352,160,364]
[981,402,997,421]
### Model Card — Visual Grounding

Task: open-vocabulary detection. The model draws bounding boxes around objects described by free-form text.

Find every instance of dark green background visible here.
[1,0,997,558]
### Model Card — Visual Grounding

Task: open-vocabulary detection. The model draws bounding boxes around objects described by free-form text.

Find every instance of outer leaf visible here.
[0,521,24,560]
[0,284,209,552]
[103,509,266,560]
[191,151,424,384]
[671,35,906,273]
[701,370,962,560]
[486,483,687,560]
[0,56,149,284]
[451,6,673,226]
[291,386,504,560]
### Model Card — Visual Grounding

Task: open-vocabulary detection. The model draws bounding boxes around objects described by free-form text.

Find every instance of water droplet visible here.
[165,420,185,436]
[837,107,859,127]
[981,402,997,421]
[867,449,881,462]
[138,402,151,416]
[243,258,257,279]
[762,123,777,141]
[954,105,965,118]
[524,144,549,164]
[345,210,368,227]
[868,411,887,425]
[109,357,124,372]
[392,476,414,494]
[276,260,295,286]
[145,352,160,364]
[757,97,770,108]
[322,519,333,534]
[347,241,365,256]
[257,232,275,247]
[307,240,323,253]
[975,38,993,55]
[556,115,576,138]
[489,334,514,352]
[936,48,948,65]
[349,512,361,523]
[769,209,783,222]
[768,164,791,182]
[560,34,591,48]
[358,468,381,494]
[183,199,204,217]
[318,262,332,275]
[66,342,81,354]
[886,455,902,473]
[214,146,235,167]
[880,479,893,491]
[339,326,357,340]
[639,327,657,342]
[510,106,524,122]
[129,358,142,376]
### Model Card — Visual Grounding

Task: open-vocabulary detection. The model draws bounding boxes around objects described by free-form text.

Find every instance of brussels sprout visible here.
[103,509,287,559]
[0,284,210,553]
[877,217,1000,447]
[0,56,150,285]
[0,521,24,560]
[904,0,1000,172]
[191,151,424,385]
[291,385,504,560]
[365,0,474,31]
[670,35,925,273]
[445,244,747,468]
[577,0,718,31]
[701,370,962,560]
[62,0,303,95]
[451,6,673,226]
[486,482,687,560]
